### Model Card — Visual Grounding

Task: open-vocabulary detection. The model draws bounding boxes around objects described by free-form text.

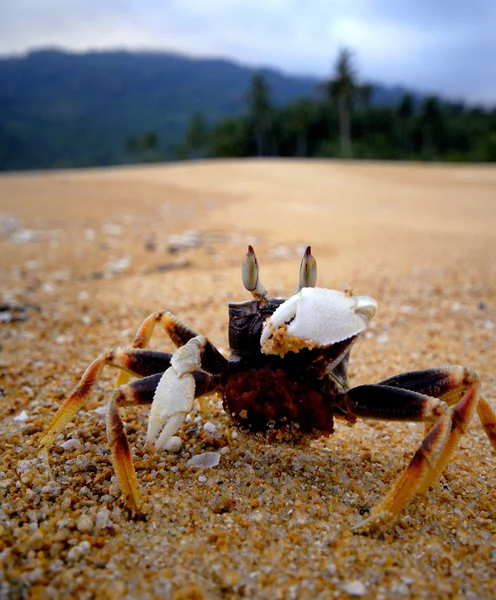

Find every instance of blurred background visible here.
[1,5,496,598]
[1,0,495,171]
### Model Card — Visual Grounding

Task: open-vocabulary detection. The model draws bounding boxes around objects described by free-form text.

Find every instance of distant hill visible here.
[0,49,419,171]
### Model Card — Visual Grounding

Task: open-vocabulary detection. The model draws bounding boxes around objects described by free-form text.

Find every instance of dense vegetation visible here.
[182,49,496,163]
[0,49,321,170]
[0,49,494,171]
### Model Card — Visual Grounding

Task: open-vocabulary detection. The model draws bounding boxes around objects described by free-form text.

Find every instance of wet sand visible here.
[1,159,496,599]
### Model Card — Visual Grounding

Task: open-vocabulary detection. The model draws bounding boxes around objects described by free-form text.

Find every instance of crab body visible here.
[40,246,496,531]
[224,294,357,434]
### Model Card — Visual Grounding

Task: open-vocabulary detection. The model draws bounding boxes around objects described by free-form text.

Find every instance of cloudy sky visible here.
[1,0,495,104]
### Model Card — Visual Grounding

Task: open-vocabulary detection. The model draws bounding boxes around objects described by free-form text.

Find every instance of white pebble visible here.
[67,540,91,561]
[60,439,82,451]
[163,436,182,452]
[76,514,94,533]
[13,410,29,422]
[342,581,367,596]
[203,421,217,435]
[95,508,111,530]
[198,475,207,483]
[17,459,36,474]
[186,452,220,468]
[41,483,60,496]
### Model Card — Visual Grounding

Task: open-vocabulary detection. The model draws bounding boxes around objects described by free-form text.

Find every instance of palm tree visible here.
[247,72,272,156]
[421,96,442,158]
[397,93,414,157]
[322,48,358,158]
[357,83,374,111]
[185,112,208,158]
[290,99,313,157]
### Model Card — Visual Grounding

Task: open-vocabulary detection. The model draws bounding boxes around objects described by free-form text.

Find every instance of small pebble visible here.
[77,514,94,533]
[13,410,29,422]
[203,421,217,435]
[187,452,221,468]
[27,530,44,551]
[342,581,367,597]
[60,438,82,451]
[67,541,91,561]
[95,509,111,530]
[163,436,182,452]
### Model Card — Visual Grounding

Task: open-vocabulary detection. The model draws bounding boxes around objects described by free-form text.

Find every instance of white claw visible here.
[147,368,195,448]
[147,336,207,449]
[261,287,377,355]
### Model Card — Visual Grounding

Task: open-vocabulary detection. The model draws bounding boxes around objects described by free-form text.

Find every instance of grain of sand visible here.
[1,159,496,599]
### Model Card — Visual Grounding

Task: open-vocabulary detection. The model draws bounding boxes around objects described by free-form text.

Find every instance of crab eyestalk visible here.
[242,245,268,302]
[296,246,317,292]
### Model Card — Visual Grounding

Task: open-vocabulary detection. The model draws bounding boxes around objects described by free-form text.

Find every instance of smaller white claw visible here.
[147,368,195,448]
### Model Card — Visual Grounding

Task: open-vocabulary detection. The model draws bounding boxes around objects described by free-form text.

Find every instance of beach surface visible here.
[1,159,496,599]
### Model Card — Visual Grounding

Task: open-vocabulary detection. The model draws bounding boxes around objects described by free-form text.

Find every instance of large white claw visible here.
[261,287,377,355]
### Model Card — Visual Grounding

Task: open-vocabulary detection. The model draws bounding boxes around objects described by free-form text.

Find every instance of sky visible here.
[1,0,495,105]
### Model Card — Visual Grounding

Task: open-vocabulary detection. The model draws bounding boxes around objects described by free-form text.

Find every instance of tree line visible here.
[178,48,496,163]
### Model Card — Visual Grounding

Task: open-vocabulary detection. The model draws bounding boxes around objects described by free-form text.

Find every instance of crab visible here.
[40,246,496,531]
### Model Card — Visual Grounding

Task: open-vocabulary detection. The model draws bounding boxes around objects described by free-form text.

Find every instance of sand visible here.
[0,159,495,599]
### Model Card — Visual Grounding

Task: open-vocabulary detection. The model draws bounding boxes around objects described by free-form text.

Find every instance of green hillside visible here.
[0,49,416,171]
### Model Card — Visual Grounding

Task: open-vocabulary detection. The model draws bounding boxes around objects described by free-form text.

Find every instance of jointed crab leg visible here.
[477,395,496,449]
[116,311,226,386]
[106,369,221,513]
[350,366,496,531]
[107,387,144,513]
[40,348,173,450]
[40,337,222,512]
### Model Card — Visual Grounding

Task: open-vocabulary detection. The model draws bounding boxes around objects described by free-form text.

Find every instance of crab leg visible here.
[40,348,173,450]
[107,385,150,513]
[345,366,496,531]
[377,366,496,451]
[106,370,221,513]
[116,311,226,386]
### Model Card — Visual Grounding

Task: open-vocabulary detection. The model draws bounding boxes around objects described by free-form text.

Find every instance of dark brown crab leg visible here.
[342,366,496,531]
[40,341,221,512]
[106,370,222,512]
[116,311,227,386]
[40,348,173,450]
[40,349,170,513]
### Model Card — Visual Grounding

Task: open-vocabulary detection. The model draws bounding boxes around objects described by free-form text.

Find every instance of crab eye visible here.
[296,246,317,292]
[242,245,268,301]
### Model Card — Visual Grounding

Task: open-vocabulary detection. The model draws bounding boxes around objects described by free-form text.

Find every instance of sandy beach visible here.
[1,159,495,599]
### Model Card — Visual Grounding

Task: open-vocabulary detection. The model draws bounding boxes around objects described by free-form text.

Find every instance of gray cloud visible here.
[0,0,494,104]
